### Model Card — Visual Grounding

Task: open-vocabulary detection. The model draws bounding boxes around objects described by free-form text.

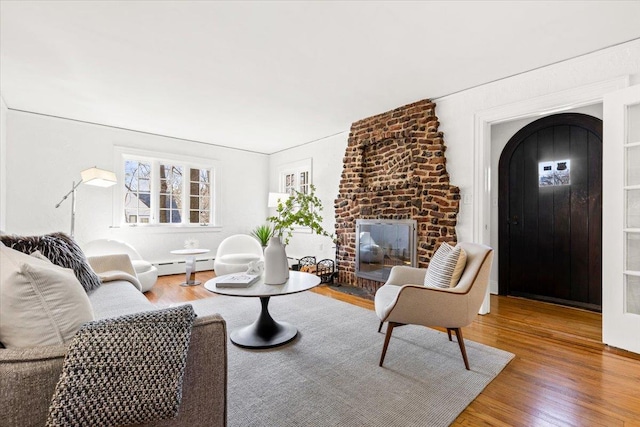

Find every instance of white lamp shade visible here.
[268,192,290,207]
[81,167,117,187]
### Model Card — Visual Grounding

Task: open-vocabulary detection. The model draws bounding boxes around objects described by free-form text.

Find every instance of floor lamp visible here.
[54,167,117,238]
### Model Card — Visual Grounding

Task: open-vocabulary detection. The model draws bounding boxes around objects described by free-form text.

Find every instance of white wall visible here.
[268,132,348,262]
[5,111,269,263]
[487,103,603,290]
[0,96,7,231]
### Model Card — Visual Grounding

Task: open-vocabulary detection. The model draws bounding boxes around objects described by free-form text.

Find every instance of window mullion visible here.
[151,160,159,224]
[182,164,189,224]
[208,168,214,225]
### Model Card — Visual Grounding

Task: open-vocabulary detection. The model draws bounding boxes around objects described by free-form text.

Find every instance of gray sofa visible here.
[0,254,227,427]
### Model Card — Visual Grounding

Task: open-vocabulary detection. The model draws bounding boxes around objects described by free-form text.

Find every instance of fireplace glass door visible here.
[356,219,417,282]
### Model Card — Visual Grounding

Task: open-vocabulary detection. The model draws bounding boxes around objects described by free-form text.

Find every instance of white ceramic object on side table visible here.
[264,236,289,284]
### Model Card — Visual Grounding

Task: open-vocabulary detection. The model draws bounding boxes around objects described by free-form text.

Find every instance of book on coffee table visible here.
[216,273,260,288]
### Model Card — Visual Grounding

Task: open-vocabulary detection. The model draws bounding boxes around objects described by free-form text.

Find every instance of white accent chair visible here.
[214,234,263,276]
[374,242,494,370]
[83,239,158,292]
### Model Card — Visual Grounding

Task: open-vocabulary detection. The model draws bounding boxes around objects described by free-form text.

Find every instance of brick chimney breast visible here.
[334,99,460,294]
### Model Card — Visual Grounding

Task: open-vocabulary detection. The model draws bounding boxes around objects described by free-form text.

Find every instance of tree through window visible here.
[159,164,183,223]
[122,156,214,225]
[124,160,151,223]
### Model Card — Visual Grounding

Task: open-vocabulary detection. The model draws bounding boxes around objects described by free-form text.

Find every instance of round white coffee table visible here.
[204,271,321,349]
[170,248,210,286]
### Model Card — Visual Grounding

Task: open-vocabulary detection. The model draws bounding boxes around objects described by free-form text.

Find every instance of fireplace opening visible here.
[355,219,417,282]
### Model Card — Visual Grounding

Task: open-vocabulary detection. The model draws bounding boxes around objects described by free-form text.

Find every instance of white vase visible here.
[264,236,289,284]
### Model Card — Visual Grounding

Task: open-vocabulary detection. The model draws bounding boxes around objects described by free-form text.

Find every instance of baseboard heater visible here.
[153,257,215,276]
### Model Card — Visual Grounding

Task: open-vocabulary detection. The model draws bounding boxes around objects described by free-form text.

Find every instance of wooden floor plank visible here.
[145,273,640,425]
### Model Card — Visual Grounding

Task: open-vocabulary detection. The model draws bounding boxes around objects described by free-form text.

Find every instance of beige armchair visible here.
[374,242,494,370]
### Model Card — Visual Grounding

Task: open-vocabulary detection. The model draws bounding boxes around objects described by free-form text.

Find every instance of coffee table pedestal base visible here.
[230,297,298,349]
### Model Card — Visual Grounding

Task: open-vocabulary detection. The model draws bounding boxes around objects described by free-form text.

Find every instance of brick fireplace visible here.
[334,99,460,294]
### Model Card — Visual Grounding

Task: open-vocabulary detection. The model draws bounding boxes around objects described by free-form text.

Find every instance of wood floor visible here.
[148,272,640,426]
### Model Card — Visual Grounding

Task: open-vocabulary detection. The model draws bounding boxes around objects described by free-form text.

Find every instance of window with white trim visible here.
[120,153,215,226]
[279,158,311,195]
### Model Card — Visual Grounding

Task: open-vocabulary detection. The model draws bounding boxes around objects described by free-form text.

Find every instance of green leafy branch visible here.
[267,185,332,245]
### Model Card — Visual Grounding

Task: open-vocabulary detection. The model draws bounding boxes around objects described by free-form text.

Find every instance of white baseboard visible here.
[153,258,215,276]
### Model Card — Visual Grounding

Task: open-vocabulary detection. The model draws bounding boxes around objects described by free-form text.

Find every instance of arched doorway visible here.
[498,113,602,311]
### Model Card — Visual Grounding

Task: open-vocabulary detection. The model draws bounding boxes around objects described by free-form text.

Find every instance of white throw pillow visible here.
[0,243,94,348]
[423,243,467,289]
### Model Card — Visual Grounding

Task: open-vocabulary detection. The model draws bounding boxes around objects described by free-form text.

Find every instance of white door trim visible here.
[473,76,630,314]
[602,84,640,354]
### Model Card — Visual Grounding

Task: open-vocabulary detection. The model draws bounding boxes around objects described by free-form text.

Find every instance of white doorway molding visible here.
[472,76,629,314]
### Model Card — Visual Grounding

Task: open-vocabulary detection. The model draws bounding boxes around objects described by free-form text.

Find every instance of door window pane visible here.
[627,233,640,272]
[626,145,640,186]
[627,189,640,228]
[628,102,640,143]
[626,275,640,315]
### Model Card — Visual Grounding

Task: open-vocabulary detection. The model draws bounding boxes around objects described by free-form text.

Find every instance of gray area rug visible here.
[186,292,514,427]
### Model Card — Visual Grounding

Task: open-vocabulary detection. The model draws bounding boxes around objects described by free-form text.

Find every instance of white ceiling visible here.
[1,1,640,155]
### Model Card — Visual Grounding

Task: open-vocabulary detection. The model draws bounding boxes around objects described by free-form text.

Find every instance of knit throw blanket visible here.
[46,305,197,427]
